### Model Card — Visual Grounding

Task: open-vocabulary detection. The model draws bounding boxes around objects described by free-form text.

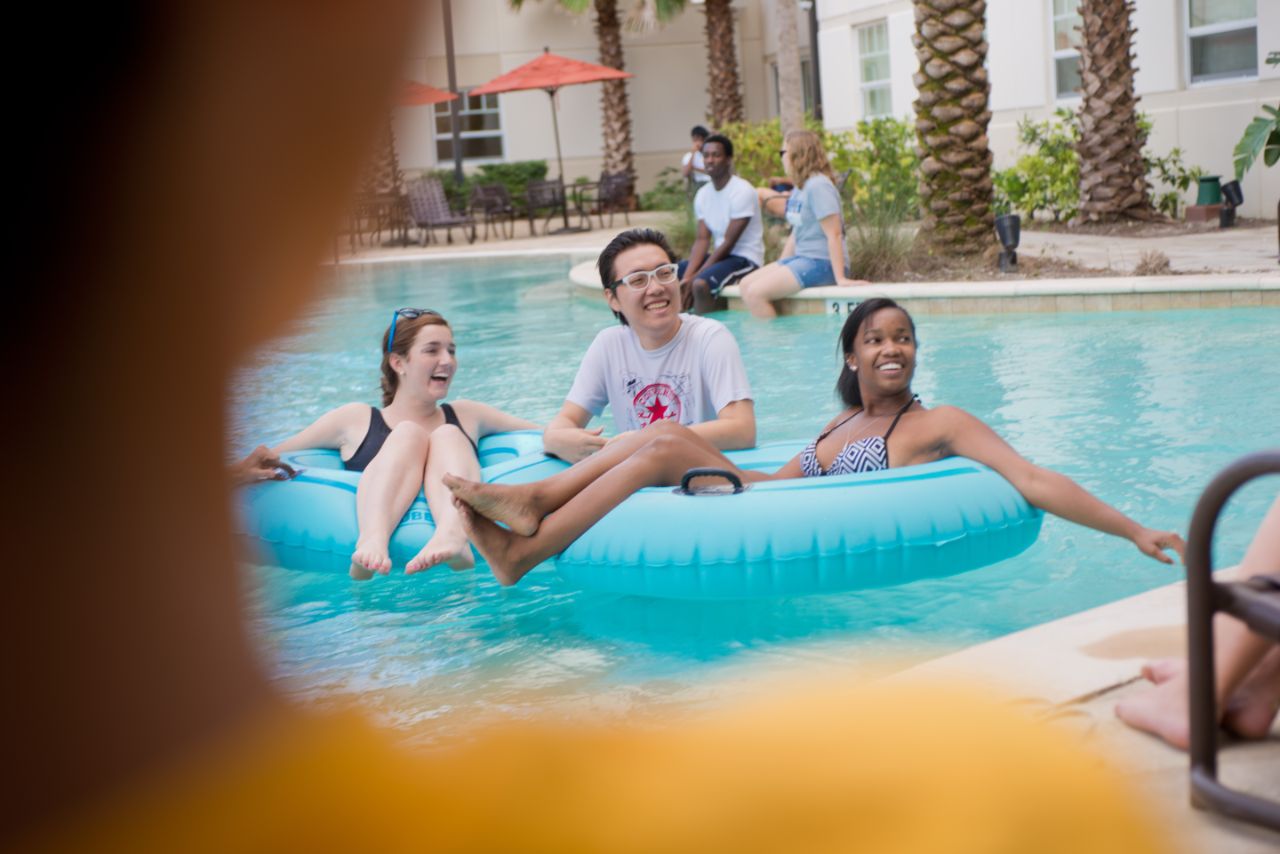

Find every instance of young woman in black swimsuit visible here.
[235,309,537,579]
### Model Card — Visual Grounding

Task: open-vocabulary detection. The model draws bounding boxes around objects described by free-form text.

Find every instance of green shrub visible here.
[992,109,1080,222]
[845,199,915,282]
[994,108,1207,221]
[659,205,698,259]
[841,118,920,221]
[714,115,919,221]
[464,160,548,214]
[640,166,689,211]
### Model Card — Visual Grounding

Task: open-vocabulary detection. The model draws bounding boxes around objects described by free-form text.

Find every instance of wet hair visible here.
[703,133,733,159]
[596,228,678,326]
[380,312,451,406]
[835,298,917,409]
[690,125,710,140]
[784,130,835,188]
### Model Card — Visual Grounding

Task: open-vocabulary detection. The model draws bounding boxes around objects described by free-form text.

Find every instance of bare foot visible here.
[1115,676,1191,750]
[406,528,475,574]
[1140,658,1183,685]
[442,473,541,537]
[452,498,536,586]
[351,538,392,576]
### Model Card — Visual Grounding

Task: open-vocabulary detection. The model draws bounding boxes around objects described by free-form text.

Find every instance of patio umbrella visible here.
[400,80,458,107]
[469,48,633,231]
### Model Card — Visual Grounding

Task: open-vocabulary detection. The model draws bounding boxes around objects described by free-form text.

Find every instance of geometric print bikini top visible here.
[799,395,918,478]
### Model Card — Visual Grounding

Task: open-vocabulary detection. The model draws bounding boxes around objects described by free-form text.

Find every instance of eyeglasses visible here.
[386,307,442,353]
[609,262,679,291]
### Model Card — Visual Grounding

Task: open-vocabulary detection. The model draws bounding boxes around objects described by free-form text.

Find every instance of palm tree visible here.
[1076,0,1155,221]
[774,0,805,136]
[910,0,995,254]
[703,0,744,126]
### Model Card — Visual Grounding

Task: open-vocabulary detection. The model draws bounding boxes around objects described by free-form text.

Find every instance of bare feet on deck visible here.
[1115,676,1191,750]
[350,538,392,579]
[1140,658,1181,685]
[406,529,475,574]
[452,498,535,586]
[442,473,542,537]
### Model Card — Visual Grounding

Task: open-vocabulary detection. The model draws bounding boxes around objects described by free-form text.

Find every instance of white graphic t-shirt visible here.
[566,314,753,433]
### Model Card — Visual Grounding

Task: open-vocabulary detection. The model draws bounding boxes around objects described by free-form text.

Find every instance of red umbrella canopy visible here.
[400,80,458,107]
[469,48,632,96]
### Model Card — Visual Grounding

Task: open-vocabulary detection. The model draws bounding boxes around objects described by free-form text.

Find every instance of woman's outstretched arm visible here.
[231,402,368,484]
[938,406,1186,564]
[452,400,540,437]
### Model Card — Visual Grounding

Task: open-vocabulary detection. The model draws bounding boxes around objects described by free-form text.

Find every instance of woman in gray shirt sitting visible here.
[739,130,868,318]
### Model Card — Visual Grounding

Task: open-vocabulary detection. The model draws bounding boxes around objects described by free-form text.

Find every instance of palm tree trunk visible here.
[704,0,744,127]
[594,0,635,178]
[911,0,994,254]
[1077,0,1155,221]
[775,0,804,136]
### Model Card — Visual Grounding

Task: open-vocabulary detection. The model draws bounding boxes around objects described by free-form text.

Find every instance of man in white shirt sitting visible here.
[542,228,756,463]
[678,133,765,315]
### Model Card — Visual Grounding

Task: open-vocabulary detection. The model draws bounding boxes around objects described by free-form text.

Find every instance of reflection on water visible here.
[233,256,1280,737]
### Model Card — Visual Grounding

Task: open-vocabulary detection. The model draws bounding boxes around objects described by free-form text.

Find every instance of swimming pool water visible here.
[232,256,1280,739]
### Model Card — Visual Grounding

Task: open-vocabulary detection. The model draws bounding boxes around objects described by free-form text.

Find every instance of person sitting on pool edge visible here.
[541,228,756,464]
[678,133,764,315]
[233,309,538,579]
[449,298,1185,586]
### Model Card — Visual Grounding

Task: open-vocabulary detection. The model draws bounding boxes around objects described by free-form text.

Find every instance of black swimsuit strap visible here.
[817,394,919,444]
[440,402,480,456]
[881,395,919,443]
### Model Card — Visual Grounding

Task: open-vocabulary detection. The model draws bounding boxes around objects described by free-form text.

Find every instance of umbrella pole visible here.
[547,88,573,232]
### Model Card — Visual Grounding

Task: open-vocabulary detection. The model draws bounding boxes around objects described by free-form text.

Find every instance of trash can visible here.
[1196,175,1222,206]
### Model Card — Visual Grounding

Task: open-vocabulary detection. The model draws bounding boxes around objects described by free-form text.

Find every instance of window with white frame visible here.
[1051,0,1082,99]
[858,22,892,118]
[433,91,503,161]
[1187,0,1257,83]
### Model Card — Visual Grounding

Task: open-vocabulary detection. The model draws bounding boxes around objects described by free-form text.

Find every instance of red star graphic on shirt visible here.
[644,396,669,422]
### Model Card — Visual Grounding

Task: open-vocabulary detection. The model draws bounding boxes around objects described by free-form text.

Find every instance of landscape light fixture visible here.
[1219,180,1243,228]
[995,213,1021,272]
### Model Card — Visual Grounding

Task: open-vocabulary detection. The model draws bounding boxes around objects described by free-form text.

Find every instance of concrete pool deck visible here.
[340,210,1278,313]
[891,576,1280,853]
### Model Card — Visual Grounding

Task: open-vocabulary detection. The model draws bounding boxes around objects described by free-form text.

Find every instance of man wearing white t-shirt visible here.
[543,228,756,464]
[678,134,764,315]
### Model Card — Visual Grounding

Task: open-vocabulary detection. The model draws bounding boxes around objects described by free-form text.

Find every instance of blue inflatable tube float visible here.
[485,440,1043,600]
[236,430,545,574]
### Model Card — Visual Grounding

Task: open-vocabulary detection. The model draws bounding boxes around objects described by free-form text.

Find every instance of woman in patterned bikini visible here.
[446,298,1184,586]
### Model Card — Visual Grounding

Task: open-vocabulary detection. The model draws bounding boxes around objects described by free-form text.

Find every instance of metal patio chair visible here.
[1184,448,1280,832]
[471,183,517,241]
[405,176,476,245]
[577,171,633,230]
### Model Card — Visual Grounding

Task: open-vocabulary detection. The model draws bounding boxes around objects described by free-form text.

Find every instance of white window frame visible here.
[432,89,505,165]
[1051,0,1082,102]
[1185,1,1258,86]
[857,21,892,120]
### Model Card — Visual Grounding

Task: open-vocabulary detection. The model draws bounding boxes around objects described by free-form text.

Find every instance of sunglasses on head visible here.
[386,307,442,353]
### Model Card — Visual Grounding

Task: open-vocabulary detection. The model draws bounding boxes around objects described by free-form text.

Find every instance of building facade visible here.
[816,0,1279,218]
[397,1,1277,220]
[396,0,810,192]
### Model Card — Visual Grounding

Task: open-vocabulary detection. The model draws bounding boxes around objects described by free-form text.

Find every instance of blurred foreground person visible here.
[8,3,1169,851]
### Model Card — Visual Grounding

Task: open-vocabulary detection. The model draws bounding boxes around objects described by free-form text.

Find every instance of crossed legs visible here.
[350,422,478,579]
[1116,497,1280,748]
[445,420,764,586]
[738,263,802,319]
